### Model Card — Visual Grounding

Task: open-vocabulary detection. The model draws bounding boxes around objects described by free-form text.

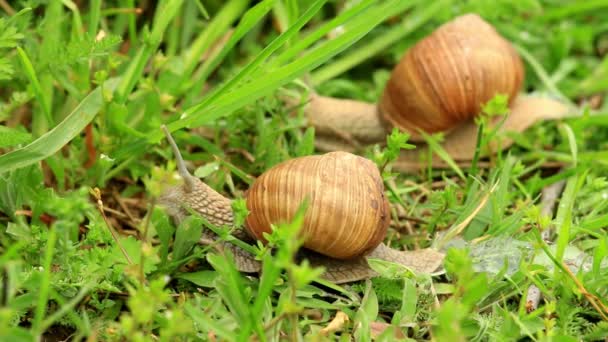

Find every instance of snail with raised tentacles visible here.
[296,14,572,171]
[159,126,444,284]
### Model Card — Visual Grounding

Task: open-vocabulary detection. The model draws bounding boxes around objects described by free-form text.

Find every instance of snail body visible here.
[159,126,444,283]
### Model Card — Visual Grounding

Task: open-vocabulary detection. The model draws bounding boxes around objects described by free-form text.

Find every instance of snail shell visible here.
[244,151,390,260]
[380,13,525,136]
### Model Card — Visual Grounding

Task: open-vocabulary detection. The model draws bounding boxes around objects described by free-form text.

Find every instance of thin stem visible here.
[139,198,156,286]
[33,227,57,335]
[466,119,485,195]
[91,188,134,265]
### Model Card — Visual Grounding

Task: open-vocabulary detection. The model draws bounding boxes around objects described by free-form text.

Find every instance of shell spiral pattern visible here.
[380,13,525,136]
[244,151,391,260]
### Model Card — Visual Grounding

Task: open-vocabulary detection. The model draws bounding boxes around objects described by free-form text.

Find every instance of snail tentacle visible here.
[161,125,198,192]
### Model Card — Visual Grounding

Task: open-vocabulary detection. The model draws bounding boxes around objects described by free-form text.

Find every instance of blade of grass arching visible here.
[0,78,121,174]
[16,47,53,132]
[534,232,608,321]
[251,251,282,320]
[124,0,137,43]
[526,165,582,195]
[181,0,275,94]
[436,182,497,249]
[194,0,210,19]
[166,11,180,56]
[285,0,299,28]
[206,252,259,338]
[87,0,102,37]
[40,285,93,334]
[354,280,378,342]
[581,215,608,231]
[114,0,185,103]
[538,0,608,21]
[553,125,584,267]
[63,1,84,39]
[32,227,57,336]
[63,1,91,93]
[113,0,397,157]
[419,131,466,181]
[180,1,203,50]
[174,0,328,127]
[271,0,376,66]
[269,0,300,47]
[272,0,418,72]
[491,155,516,224]
[184,303,235,340]
[311,0,447,85]
[573,55,608,97]
[553,171,587,269]
[180,0,250,81]
[466,118,485,194]
[35,0,62,135]
[218,159,255,185]
[169,0,405,132]
[559,123,578,167]
[272,0,290,34]
[514,44,571,104]
[593,237,607,277]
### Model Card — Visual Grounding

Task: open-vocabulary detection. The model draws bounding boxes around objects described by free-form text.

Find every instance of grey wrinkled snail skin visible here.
[159,125,444,284]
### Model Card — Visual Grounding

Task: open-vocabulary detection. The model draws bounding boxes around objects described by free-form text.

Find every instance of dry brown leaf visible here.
[320,311,349,335]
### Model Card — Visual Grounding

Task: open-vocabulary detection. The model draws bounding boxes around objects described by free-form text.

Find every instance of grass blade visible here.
[32,227,57,336]
[181,0,250,81]
[181,0,275,93]
[271,0,377,66]
[112,0,398,160]
[168,0,406,132]
[0,78,120,174]
[114,0,184,102]
[179,0,328,124]
[311,0,447,84]
[553,172,587,266]
[16,47,53,130]
[40,285,93,333]
[419,131,466,180]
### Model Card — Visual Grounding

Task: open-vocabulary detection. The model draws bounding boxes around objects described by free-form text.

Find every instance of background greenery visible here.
[0,0,607,340]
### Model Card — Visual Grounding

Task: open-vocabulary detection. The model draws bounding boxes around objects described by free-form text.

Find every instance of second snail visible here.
[291,14,572,170]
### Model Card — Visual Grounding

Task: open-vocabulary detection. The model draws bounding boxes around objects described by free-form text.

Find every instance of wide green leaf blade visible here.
[0,78,120,174]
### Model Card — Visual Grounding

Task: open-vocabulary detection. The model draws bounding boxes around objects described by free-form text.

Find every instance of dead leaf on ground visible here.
[320,311,349,335]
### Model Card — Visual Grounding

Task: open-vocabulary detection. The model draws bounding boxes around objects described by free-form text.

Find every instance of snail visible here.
[296,14,571,171]
[159,126,444,284]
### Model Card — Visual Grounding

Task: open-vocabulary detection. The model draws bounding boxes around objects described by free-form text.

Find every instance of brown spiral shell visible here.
[379,13,525,136]
[244,151,390,260]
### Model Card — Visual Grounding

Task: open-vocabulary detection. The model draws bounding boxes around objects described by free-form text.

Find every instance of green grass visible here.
[0,1,607,341]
